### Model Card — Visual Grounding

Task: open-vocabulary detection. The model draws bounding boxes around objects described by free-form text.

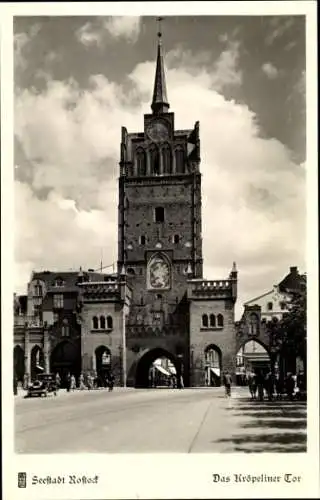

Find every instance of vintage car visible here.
[26,374,57,398]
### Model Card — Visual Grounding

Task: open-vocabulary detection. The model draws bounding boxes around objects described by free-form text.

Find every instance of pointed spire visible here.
[151,17,170,115]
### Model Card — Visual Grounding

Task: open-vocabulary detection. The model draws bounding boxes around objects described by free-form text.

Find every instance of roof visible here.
[278,267,306,293]
[244,289,273,305]
[14,294,28,314]
[30,271,117,293]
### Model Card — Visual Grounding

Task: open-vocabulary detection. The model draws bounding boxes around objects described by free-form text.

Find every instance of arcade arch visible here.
[30,345,44,381]
[95,346,112,386]
[14,345,24,382]
[50,340,81,387]
[236,339,271,384]
[204,344,222,386]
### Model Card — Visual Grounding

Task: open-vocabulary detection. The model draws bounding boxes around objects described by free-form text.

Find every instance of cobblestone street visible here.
[15,387,307,454]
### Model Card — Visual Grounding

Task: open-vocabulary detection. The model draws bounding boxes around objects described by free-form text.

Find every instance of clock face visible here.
[147,121,169,142]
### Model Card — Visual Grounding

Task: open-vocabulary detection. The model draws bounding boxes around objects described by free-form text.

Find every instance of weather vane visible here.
[157,16,164,39]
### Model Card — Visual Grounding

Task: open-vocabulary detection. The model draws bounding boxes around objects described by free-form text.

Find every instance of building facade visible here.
[14,32,238,388]
[235,266,306,378]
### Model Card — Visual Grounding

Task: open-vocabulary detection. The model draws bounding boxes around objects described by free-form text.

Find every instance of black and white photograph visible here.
[2,2,319,499]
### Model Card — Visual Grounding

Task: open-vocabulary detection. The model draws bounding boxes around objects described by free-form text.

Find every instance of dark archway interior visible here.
[204,344,222,387]
[30,346,44,381]
[95,346,112,387]
[14,346,25,382]
[50,341,81,387]
[135,348,179,388]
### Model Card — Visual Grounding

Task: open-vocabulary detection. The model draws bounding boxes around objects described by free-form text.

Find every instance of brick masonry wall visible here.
[189,299,237,386]
[81,302,124,384]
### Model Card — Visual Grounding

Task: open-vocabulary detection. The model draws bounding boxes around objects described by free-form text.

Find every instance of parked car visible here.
[26,374,57,398]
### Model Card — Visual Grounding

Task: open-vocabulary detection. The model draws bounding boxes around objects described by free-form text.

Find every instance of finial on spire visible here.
[151,16,170,115]
[157,16,163,40]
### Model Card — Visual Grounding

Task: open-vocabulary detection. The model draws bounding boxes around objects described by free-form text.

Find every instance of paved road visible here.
[15,387,307,453]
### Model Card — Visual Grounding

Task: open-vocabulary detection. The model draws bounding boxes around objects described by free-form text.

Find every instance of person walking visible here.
[55,372,61,392]
[13,374,18,396]
[66,372,71,392]
[275,373,283,400]
[223,371,232,397]
[286,372,295,401]
[247,371,257,399]
[256,370,265,401]
[70,374,76,391]
[265,371,275,401]
[108,372,115,392]
[79,373,85,390]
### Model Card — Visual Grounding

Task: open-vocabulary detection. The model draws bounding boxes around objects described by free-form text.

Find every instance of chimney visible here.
[290,266,298,275]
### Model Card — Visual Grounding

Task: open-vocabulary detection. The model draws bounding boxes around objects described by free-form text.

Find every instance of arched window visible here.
[267,302,273,311]
[150,145,160,175]
[248,313,259,336]
[175,147,185,174]
[210,314,216,327]
[202,314,208,328]
[139,235,146,245]
[162,144,171,174]
[217,314,224,327]
[54,277,65,287]
[92,316,99,329]
[100,316,106,329]
[136,148,146,176]
[107,316,113,329]
[127,267,135,276]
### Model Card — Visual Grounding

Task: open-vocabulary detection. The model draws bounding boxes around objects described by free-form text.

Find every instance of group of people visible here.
[247,370,306,401]
[57,371,115,392]
[222,369,306,401]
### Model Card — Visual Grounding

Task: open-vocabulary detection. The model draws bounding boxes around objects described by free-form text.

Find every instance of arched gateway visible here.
[129,348,180,388]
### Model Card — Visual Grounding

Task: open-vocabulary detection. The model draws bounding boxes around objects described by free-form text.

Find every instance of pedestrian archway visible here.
[30,345,44,381]
[204,344,222,386]
[50,340,81,388]
[236,339,271,384]
[135,348,180,388]
[95,346,112,387]
[14,345,24,382]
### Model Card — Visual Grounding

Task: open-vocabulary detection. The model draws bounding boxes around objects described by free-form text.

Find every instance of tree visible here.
[267,287,307,374]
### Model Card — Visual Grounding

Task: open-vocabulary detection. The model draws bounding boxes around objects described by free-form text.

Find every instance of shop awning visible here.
[153,364,172,377]
[210,367,220,377]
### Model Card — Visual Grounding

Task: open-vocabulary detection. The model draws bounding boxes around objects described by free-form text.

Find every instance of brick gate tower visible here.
[78,25,238,388]
[116,27,237,387]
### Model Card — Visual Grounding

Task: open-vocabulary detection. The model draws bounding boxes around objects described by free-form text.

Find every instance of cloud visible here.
[261,62,279,79]
[75,16,141,47]
[166,39,242,91]
[14,23,41,70]
[14,49,305,318]
[103,16,141,42]
[75,21,104,48]
[265,17,295,46]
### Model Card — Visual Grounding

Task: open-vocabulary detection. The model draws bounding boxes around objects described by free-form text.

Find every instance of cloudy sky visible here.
[14,15,306,318]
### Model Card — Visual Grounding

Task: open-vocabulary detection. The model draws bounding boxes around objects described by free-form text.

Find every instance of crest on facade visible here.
[147,253,171,290]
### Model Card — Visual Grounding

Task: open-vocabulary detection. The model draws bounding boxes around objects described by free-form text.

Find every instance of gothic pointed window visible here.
[100,315,106,329]
[150,144,160,176]
[217,314,224,327]
[162,143,171,174]
[136,148,146,176]
[92,316,99,329]
[210,314,216,327]
[107,316,113,329]
[202,314,208,328]
[175,146,185,174]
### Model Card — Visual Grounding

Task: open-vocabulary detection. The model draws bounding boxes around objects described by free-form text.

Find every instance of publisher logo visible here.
[18,472,27,488]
